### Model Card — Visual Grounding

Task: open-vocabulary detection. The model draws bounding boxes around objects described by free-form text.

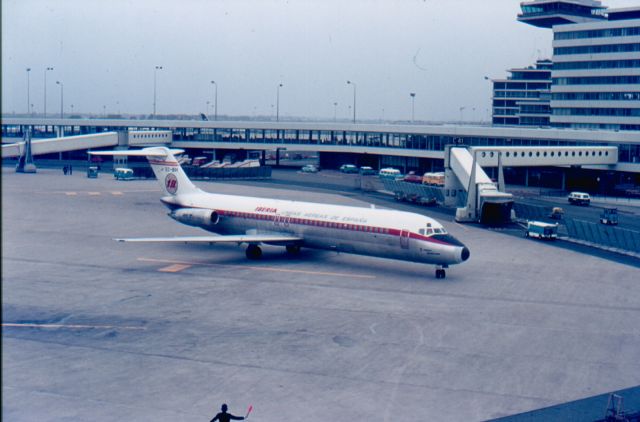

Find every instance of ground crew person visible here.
[210,403,246,422]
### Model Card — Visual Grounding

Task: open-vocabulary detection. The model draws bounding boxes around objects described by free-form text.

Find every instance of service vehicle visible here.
[87,166,99,178]
[379,168,402,180]
[114,167,134,180]
[300,164,319,173]
[568,191,591,206]
[339,164,358,173]
[524,221,558,240]
[600,208,618,225]
[359,166,377,175]
[549,207,564,220]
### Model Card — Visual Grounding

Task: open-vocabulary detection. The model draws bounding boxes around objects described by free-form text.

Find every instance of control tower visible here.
[518,0,607,27]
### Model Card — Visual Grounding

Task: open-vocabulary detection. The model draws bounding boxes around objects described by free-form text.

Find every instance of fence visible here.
[512,202,549,221]
[564,218,640,253]
[512,202,640,253]
[381,179,446,203]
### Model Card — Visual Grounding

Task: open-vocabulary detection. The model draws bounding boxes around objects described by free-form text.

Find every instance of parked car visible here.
[600,208,618,225]
[301,164,319,173]
[422,172,445,186]
[568,191,591,206]
[379,168,402,180]
[339,164,359,173]
[86,166,99,178]
[359,166,377,175]
[403,171,423,184]
[114,168,134,180]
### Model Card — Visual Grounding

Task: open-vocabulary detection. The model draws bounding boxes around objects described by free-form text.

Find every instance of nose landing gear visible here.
[435,265,447,279]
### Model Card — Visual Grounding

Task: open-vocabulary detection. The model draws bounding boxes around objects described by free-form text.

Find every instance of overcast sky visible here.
[2,0,638,122]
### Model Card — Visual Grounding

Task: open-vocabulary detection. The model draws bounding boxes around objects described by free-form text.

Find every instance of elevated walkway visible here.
[2,132,118,158]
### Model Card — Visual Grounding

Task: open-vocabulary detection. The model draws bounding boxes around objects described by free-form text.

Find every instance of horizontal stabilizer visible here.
[115,234,303,244]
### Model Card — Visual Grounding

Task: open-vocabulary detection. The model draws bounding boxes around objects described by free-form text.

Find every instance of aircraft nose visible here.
[461,246,470,262]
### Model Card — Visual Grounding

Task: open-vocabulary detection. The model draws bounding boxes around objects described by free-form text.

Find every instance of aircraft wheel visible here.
[245,244,262,260]
[435,269,446,279]
[286,245,301,255]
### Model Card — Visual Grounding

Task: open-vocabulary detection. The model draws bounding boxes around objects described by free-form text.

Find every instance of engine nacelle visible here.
[170,208,219,228]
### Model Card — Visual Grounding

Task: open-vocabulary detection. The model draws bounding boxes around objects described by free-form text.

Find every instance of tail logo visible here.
[165,173,178,194]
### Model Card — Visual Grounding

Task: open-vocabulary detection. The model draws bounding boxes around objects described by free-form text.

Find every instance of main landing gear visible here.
[435,265,447,279]
[286,245,301,255]
[245,244,262,260]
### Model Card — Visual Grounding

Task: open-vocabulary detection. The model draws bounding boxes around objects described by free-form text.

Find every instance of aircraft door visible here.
[274,214,291,228]
[400,229,410,249]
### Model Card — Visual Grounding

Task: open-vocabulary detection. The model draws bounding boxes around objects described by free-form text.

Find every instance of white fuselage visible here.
[163,191,470,267]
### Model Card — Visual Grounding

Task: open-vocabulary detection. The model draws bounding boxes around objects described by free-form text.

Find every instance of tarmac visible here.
[2,167,640,421]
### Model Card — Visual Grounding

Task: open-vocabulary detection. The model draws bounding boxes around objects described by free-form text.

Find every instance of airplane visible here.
[89,147,470,278]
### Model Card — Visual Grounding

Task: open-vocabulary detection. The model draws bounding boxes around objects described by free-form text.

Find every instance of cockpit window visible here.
[419,229,425,235]
[426,228,433,235]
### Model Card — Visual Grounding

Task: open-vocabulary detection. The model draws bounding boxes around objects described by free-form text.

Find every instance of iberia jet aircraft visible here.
[90,147,469,278]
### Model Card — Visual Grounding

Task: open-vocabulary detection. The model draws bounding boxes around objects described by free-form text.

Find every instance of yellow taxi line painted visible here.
[158,263,192,273]
[138,257,376,279]
[65,192,77,196]
[111,191,123,195]
[88,192,101,196]
[2,323,146,330]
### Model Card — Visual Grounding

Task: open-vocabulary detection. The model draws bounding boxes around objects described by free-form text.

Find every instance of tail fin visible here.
[89,147,200,196]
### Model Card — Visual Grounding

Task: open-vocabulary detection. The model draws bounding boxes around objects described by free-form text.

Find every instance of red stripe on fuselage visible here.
[173,205,457,247]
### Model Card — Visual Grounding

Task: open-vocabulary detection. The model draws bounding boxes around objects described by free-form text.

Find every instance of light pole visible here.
[153,65,163,117]
[44,66,54,117]
[276,83,283,122]
[459,106,466,123]
[210,80,217,120]
[103,105,106,117]
[347,80,356,123]
[56,80,64,119]
[410,92,416,122]
[206,100,210,117]
[333,102,338,122]
[26,68,31,114]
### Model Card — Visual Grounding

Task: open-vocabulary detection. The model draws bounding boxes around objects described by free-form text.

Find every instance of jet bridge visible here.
[2,130,173,173]
[445,145,618,224]
[446,147,514,224]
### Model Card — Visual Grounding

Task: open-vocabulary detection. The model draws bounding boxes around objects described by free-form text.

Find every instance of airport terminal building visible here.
[2,0,639,194]
[493,0,640,131]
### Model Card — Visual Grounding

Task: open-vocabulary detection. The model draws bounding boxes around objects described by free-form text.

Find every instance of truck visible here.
[524,221,558,240]
[599,208,618,225]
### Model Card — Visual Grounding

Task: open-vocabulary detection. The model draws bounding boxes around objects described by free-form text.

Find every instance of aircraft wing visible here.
[114,234,303,245]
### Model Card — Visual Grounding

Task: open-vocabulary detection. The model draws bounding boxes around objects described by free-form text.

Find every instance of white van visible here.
[568,191,591,206]
[379,168,402,180]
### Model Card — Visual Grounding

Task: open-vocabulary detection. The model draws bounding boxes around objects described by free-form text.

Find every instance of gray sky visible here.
[2,0,638,122]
